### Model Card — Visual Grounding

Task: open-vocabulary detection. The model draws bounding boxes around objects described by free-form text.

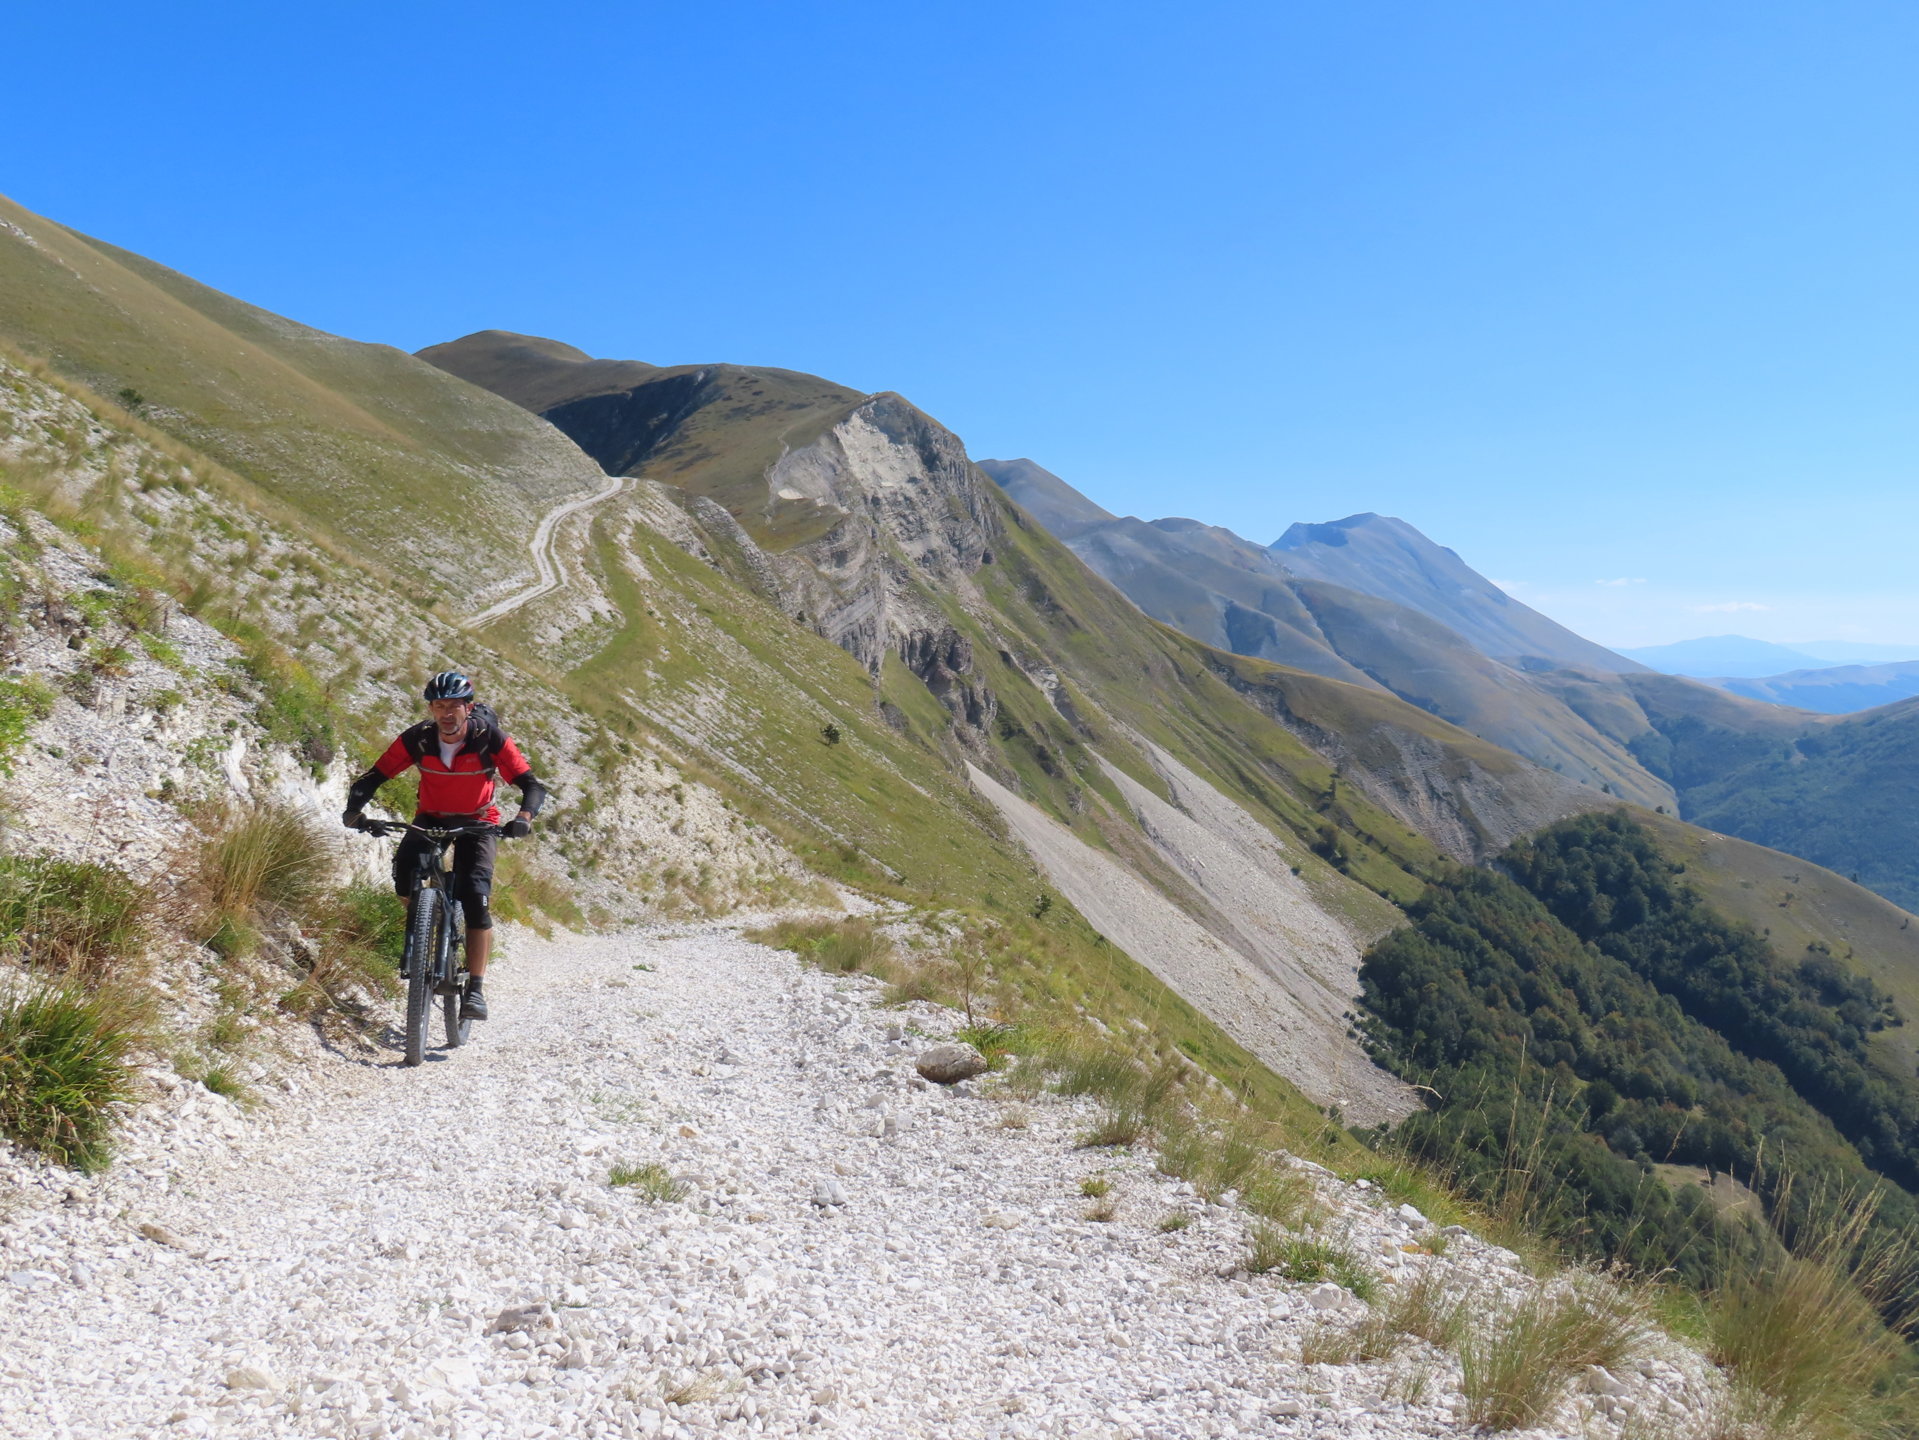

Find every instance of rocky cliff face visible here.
[760,394,999,676]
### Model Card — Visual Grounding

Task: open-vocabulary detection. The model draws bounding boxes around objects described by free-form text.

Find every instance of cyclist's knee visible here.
[463,892,493,931]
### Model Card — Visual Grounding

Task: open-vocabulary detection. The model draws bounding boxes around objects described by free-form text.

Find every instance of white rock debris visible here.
[0,921,1720,1439]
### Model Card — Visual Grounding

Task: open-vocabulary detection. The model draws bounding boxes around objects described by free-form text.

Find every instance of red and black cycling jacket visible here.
[346,710,547,825]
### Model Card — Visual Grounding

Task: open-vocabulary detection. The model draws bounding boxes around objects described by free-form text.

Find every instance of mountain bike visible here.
[361,820,501,1067]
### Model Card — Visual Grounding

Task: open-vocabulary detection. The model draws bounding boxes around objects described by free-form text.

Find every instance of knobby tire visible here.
[404,885,442,1068]
[443,903,471,1049]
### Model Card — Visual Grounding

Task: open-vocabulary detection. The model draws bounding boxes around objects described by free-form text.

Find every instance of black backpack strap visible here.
[399,720,437,764]
[467,703,507,773]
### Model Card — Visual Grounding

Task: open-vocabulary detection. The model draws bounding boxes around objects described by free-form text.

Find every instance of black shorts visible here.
[392,816,498,930]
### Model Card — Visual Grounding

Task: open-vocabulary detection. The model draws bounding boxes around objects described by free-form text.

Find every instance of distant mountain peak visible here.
[1615,635,1828,679]
[976,458,1116,539]
[1270,511,1642,673]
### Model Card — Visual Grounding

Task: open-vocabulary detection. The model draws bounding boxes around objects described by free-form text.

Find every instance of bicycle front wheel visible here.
[443,903,471,1050]
[403,885,442,1068]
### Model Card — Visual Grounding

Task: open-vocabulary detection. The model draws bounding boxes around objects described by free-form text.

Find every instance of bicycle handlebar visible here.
[357,819,504,841]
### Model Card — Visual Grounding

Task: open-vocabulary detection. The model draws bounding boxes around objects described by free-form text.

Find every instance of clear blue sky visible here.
[11,1,1919,647]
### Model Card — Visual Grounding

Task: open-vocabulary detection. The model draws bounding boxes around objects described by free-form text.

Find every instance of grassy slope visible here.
[0,325,1344,1143]
[419,335,867,552]
[0,195,602,599]
[490,503,1345,1137]
[1289,580,1672,808]
[1624,674,1919,913]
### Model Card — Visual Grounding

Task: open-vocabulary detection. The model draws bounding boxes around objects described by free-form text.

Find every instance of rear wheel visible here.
[403,885,441,1068]
[443,903,471,1049]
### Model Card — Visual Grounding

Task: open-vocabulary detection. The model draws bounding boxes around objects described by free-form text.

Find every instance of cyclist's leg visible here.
[453,831,499,976]
[453,831,498,1021]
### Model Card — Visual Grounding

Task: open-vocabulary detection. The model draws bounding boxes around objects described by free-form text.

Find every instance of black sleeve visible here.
[345,766,388,814]
[515,772,548,818]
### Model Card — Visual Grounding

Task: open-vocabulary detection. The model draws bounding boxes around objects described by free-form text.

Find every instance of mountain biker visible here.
[340,671,547,1022]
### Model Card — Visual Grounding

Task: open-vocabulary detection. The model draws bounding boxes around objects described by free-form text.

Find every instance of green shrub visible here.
[0,980,146,1171]
[0,853,148,978]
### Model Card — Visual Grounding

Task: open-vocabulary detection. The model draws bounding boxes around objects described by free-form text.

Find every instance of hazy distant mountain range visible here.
[977,457,1919,910]
[1616,634,1919,712]
[978,458,1675,806]
[1618,635,1919,678]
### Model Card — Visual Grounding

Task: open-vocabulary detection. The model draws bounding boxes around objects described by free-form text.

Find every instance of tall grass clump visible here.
[0,853,149,979]
[0,979,147,1171]
[1043,1042,1182,1149]
[746,916,893,976]
[187,802,336,956]
[1459,1273,1649,1431]
[1155,1113,1320,1228]
[1704,1197,1913,1440]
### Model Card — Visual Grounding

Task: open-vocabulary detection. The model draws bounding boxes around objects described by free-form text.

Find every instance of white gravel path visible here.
[466,475,629,629]
[0,923,1705,1440]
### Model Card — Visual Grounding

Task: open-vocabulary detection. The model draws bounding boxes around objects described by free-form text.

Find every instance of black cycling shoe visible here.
[459,980,489,1022]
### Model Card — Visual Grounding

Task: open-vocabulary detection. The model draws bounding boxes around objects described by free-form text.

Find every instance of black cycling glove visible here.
[341,809,365,831]
[504,817,532,839]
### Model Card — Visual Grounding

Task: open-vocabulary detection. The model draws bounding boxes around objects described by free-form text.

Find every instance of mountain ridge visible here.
[978,457,1675,809]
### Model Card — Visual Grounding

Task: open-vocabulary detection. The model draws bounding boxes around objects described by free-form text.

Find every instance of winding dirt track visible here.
[466,475,629,628]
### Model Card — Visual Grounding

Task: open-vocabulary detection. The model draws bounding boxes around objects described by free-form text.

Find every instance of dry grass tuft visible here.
[185,802,337,956]
[1704,1197,1913,1440]
[1460,1272,1649,1432]
[745,916,893,976]
[1384,1266,1473,1350]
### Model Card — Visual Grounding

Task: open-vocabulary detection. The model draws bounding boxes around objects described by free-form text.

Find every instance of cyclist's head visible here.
[424,671,474,703]
[424,671,474,729]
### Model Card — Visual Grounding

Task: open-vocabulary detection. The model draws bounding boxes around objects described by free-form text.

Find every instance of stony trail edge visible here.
[0,922,1706,1438]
